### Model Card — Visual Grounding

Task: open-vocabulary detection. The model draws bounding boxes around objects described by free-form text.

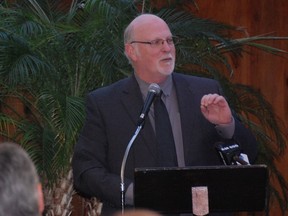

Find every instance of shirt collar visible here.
[159,75,173,97]
[135,73,173,98]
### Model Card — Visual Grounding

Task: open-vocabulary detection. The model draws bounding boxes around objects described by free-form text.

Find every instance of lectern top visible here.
[134,165,268,214]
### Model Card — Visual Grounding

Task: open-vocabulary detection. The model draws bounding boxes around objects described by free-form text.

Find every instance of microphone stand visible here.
[120,123,143,214]
[119,83,160,214]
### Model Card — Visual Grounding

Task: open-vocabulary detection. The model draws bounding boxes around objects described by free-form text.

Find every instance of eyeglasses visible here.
[130,36,180,48]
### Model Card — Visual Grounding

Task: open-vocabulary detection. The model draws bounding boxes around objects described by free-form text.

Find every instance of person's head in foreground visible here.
[0,142,44,216]
[113,209,162,216]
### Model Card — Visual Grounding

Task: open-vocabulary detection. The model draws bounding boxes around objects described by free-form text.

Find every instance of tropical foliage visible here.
[0,0,287,215]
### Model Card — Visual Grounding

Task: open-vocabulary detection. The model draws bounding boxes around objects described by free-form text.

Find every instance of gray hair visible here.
[0,142,40,216]
[123,18,136,64]
[123,20,135,44]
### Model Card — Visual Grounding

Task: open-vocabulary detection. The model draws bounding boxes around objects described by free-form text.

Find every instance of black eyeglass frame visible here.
[129,36,180,47]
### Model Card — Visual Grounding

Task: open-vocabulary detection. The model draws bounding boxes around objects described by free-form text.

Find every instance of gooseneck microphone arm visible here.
[120,83,161,214]
[120,124,142,214]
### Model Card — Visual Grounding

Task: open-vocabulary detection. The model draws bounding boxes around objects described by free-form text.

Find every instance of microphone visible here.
[120,83,160,213]
[215,141,249,165]
[137,83,161,126]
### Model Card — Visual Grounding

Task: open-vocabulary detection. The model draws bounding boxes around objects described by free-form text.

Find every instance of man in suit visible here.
[72,14,258,215]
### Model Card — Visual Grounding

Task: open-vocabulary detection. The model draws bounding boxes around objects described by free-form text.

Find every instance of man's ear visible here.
[37,184,44,214]
[125,43,137,61]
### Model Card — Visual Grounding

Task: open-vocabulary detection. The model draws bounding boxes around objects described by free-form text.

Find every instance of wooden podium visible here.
[134,165,268,215]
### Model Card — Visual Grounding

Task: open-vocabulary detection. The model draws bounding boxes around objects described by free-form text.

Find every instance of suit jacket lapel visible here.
[120,75,157,159]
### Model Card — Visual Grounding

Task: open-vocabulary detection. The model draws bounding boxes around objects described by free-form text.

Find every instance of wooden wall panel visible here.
[194,1,288,215]
[194,0,288,127]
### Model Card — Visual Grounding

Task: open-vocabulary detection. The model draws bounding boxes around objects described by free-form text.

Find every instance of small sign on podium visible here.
[192,186,209,215]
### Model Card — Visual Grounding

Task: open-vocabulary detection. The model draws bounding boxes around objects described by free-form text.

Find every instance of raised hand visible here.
[200,94,232,125]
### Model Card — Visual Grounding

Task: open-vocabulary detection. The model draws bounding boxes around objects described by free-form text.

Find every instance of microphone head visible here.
[215,142,242,165]
[148,83,161,95]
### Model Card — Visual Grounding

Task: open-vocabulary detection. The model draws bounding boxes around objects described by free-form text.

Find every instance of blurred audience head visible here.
[113,209,162,216]
[0,142,44,216]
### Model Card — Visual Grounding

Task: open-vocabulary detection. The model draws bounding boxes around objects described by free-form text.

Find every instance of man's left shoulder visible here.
[173,72,219,85]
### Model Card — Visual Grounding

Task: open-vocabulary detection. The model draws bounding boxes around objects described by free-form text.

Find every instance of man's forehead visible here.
[132,14,166,27]
[131,15,171,38]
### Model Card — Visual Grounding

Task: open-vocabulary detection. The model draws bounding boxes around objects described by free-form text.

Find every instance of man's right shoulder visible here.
[88,76,132,98]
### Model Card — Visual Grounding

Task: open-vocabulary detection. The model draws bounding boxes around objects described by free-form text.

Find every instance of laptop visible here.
[134,165,268,214]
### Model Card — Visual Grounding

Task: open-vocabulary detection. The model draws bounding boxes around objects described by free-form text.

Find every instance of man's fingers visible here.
[201,94,220,107]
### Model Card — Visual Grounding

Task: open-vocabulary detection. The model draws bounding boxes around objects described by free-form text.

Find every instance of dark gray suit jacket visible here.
[72,73,258,214]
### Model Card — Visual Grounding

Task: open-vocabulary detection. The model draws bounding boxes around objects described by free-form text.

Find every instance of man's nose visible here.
[161,40,172,51]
